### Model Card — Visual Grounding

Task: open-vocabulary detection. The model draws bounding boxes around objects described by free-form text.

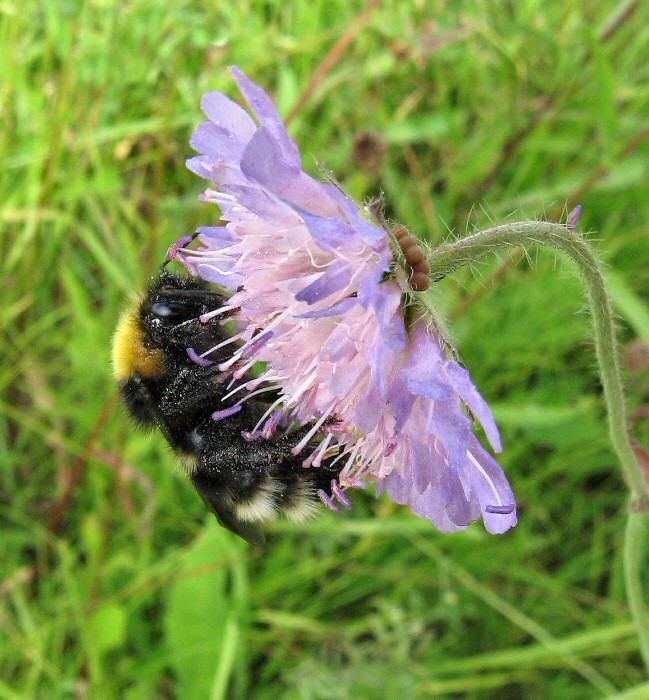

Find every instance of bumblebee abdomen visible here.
[232,474,320,524]
[281,479,322,523]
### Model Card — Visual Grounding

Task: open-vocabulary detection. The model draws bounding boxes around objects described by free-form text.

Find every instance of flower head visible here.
[176,66,517,534]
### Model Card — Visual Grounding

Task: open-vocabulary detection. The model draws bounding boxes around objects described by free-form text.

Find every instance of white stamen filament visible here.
[282,369,317,408]
[328,435,364,476]
[232,384,281,406]
[218,351,243,372]
[353,441,383,477]
[233,359,255,379]
[310,432,335,467]
[200,305,238,323]
[340,440,363,477]
[199,263,238,276]
[244,305,294,343]
[303,241,333,270]
[203,332,244,356]
[251,396,286,435]
[220,383,249,402]
[181,241,240,258]
[291,402,337,455]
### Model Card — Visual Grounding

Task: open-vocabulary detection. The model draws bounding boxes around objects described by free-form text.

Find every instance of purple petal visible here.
[427,398,471,476]
[384,467,466,533]
[295,261,354,304]
[196,225,238,248]
[328,359,367,398]
[348,211,389,248]
[407,438,476,529]
[189,121,248,165]
[298,210,352,253]
[410,438,434,494]
[208,159,249,189]
[200,90,257,139]
[399,353,450,401]
[442,362,502,452]
[372,284,406,352]
[567,204,582,231]
[388,376,416,435]
[382,463,412,505]
[221,184,299,227]
[178,254,242,291]
[321,184,388,250]
[240,127,339,216]
[400,371,451,401]
[399,324,451,400]
[442,472,480,527]
[357,258,390,308]
[229,66,301,166]
[186,155,215,180]
[354,380,383,434]
[411,486,467,533]
[320,326,359,362]
[466,434,517,534]
[297,296,358,319]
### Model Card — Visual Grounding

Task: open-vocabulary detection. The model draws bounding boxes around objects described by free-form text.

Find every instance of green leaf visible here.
[90,603,127,655]
[384,114,452,145]
[586,29,618,151]
[163,521,240,699]
[606,269,649,341]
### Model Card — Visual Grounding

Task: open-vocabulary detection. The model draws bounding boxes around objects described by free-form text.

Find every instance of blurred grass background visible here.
[2,0,649,698]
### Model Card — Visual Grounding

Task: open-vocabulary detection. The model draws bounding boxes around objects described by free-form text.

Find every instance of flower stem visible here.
[429,219,649,667]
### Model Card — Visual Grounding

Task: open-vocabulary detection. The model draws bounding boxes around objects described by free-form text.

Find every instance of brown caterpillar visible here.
[393,224,430,292]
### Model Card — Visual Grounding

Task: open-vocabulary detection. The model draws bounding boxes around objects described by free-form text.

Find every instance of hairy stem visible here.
[429,219,649,668]
[430,221,644,498]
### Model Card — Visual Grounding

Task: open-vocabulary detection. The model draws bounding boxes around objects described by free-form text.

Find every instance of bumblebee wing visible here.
[191,476,266,548]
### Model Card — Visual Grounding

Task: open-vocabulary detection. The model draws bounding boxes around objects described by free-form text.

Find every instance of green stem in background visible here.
[427,218,649,669]
[625,512,649,672]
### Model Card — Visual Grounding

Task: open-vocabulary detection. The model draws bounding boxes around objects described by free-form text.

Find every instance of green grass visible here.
[2,1,649,697]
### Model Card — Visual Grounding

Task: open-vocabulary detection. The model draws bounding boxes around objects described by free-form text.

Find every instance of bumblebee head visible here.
[112,272,220,427]
[113,273,223,380]
[137,272,219,351]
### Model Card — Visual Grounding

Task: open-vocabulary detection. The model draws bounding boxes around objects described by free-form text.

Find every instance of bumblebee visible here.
[112,271,338,546]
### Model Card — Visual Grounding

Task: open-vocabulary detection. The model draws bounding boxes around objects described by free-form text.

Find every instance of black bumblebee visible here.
[112,271,338,546]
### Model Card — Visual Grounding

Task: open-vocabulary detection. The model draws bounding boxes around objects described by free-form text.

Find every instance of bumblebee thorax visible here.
[112,301,165,382]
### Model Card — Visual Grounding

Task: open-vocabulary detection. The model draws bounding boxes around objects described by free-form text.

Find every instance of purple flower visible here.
[177,66,517,534]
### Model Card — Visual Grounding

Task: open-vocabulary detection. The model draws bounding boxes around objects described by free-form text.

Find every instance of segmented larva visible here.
[393,224,430,292]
